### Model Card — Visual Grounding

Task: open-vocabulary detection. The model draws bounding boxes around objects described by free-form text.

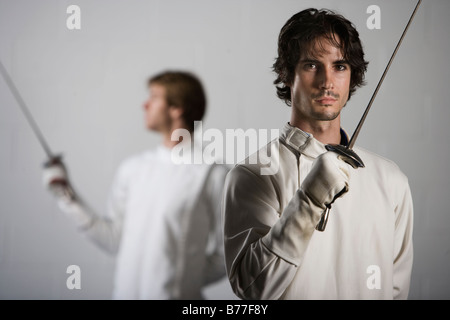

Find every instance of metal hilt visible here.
[314,169,352,232]
[43,154,64,168]
[325,144,365,169]
[315,206,331,232]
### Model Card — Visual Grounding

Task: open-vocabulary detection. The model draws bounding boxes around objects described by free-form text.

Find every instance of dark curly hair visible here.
[273,8,369,106]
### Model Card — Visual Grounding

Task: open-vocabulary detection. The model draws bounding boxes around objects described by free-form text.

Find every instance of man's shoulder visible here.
[121,149,155,166]
[113,150,159,178]
[232,138,276,172]
[121,149,231,180]
[227,138,295,183]
[354,146,408,182]
[354,146,398,167]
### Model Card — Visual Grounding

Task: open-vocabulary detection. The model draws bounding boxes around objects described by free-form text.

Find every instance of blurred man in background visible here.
[43,71,228,299]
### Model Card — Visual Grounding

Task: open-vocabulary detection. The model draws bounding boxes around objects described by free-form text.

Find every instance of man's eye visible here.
[336,65,348,71]
[304,63,317,70]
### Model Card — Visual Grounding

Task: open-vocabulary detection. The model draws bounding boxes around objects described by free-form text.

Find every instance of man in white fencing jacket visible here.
[43,71,228,299]
[222,8,413,300]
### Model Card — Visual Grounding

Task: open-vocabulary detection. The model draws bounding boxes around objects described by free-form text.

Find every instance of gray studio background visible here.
[0,0,448,299]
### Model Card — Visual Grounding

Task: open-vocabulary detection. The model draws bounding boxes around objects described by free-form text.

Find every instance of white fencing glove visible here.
[303,151,352,231]
[262,151,354,265]
[302,151,351,211]
[43,158,93,229]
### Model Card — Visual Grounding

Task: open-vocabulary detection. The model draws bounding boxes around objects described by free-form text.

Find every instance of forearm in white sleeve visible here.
[44,164,125,254]
[50,186,123,254]
[223,152,352,300]
[223,165,300,299]
[79,166,129,254]
[392,178,414,299]
[203,165,229,286]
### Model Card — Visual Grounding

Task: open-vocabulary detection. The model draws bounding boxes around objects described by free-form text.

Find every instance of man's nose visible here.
[318,67,334,90]
[143,101,149,110]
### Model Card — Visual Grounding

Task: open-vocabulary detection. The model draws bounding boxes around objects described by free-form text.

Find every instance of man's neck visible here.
[162,136,179,149]
[161,124,192,149]
[290,116,342,145]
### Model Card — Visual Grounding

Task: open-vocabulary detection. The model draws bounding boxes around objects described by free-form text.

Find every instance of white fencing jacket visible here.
[222,123,413,300]
[82,146,228,299]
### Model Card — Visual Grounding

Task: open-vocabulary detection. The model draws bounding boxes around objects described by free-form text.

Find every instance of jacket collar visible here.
[280,123,349,158]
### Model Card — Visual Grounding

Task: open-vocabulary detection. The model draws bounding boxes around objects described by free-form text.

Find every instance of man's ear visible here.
[169,105,184,120]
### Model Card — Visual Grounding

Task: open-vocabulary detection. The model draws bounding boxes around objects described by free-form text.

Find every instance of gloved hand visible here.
[261,151,354,264]
[301,151,352,210]
[42,157,93,229]
[43,157,76,201]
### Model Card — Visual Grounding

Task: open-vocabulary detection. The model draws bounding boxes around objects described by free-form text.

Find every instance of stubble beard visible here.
[309,90,343,121]
[309,107,341,121]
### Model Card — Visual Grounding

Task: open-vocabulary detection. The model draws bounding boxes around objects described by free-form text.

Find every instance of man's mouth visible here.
[315,97,337,105]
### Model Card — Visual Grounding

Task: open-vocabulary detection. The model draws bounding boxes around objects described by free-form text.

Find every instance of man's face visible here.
[290,36,351,124]
[143,84,172,132]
